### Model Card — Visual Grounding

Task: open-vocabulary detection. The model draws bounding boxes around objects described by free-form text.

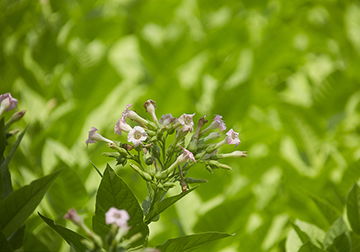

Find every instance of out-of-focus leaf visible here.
[157,232,232,252]
[92,164,148,248]
[8,225,25,250]
[347,183,360,234]
[324,218,351,252]
[311,196,341,225]
[39,213,88,252]
[298,242,325,252]
[0,231,13,252]
[0,171,59,237]
[145,187,196,224]
[0,128,26,198]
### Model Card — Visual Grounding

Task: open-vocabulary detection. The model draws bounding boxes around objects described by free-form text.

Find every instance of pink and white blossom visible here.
[123,104,149,126]
[225,129,240,146]
[178,147,196,162]
[114,115,132,135]
[159,114,176,126]
[212,115,226,131]
[128,126,148,146]
[0,93,18,114]
[178,113,195,132]
[105,207,130,229]
[86,127,114,145]
[64,208,82,224]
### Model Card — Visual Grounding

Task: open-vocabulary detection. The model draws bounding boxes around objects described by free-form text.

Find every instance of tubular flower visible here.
[123,104,149,126]
[178,147,196,162]
[212,115,226,131]
[159,114,176,126]
[144,99,159,125]
[114,115,132,135]
[178,113,195,132]
[225,129,240,146]
[64,209,82,225]
[86,127,114,145]
[105,207,130,229]
[0,93,18,114]
[128,126,147,146]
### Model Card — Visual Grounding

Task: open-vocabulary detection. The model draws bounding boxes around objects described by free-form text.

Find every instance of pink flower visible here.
[64,209,82,224]
[0,93,18,113]
[178,147,196,162]
[225,129,240,146]
[128,126,147,146]
[212,115,226,131]
[86,127,114,145]
[159,114,176,126]
[178,113,195,132]
[114,115,132,135]
[105,207,130,229]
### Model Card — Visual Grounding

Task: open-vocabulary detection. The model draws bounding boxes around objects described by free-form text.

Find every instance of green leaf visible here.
[0,128,26,198]
[145,187,196,224]
[0,231,13,252]
[0,119,6,162]
[292,220,326,248]
[324,218,351,252]
[298,242,325,252]
[0,171,59,237]
[92,164,148,247]
[157,232,232,252]
[8,225,25,250]
[347,183,360,234]
[311,196,341,225]
[38,213,88,252]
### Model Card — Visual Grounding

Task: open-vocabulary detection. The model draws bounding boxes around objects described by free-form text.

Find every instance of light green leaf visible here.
[39,213,88,252]
[157,232,232,252]
[324,218,351,252]
[347,183,360,234]
[0,171,59,237]
[92,164,148,248]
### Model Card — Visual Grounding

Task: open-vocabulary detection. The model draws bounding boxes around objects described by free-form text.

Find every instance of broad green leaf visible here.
[324,218,351,252]
[292,220,326,248]
[0,171,59,237]
[145,187,196,224]
[0,128,26,198]
[311,196,341,225]
[157,232,232,252]
[39,213,88,252]
[92,164,148,247]
[347,183,360,234]
[0,231,13,252]
[298,242,325,252]
[8,225,25,250]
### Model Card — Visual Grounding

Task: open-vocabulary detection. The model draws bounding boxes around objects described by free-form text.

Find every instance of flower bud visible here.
[217,151,247,158]
[144,99,160,125]
[207,160,232,170]
[5,110,25,127]
[159,114,176,126]
[123,104,149,126]
[64,208,82,225]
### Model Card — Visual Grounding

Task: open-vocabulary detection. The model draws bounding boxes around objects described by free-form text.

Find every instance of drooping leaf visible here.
[157,232,232,252]
[347,183,360,234]
[92,164,148,248]
[0,128,26,198]
[0,171,59,237]
[39,213,88,252]
[324,218,351,252]
[145,187,196,224]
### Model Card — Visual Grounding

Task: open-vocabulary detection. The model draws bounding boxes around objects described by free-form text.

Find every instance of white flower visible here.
[105,207,130,229]
[225,129,240,146]
[178,113,195,132]
[178,147,196,162]
[128,126,148,146]
[86,127,114,145]
[0,93,18,114]
[159,114,176,126]
[114,115,132,135]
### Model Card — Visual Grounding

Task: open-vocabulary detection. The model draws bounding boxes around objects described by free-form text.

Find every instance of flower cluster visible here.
[0,92,26,132]
[87,99,246,192]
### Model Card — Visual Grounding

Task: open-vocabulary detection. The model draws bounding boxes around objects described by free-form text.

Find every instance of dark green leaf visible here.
[0,171,59,237]
[347,183,360,234]
[8,225,25,249]
[0,231,13,252]
[145,187,196,224]
[298,242,325,252]
[92,164,148,248]
[324,218,351,252]
[0,128,26,198]
[157,232,232,252]
[0,118,6,162]
[39,213,88,252]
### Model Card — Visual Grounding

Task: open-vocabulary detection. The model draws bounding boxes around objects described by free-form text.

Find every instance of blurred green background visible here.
[1,0,360,251]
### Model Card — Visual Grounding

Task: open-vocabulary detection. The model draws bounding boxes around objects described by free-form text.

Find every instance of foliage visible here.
[1,0,360,251]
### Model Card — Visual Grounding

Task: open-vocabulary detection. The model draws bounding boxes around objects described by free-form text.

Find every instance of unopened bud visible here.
[64,208,82,225]
[6,110,25,127]
[207,160,232,170]
[217,151,247,158]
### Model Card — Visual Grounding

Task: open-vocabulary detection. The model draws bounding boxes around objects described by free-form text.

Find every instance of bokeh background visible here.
[1,0,360,251]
